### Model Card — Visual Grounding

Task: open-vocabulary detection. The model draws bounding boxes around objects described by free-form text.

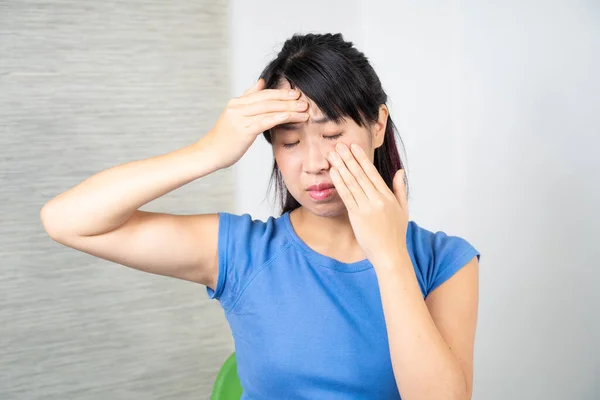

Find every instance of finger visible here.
[329,143,378,200]
[245,111,309,133]
[393,169,408,208]
[242,79,264,96]
[328,151,369,206]
[330,167,357,211]
[235,87,301,106]
[240,99,308,117]
[349,143,389,194]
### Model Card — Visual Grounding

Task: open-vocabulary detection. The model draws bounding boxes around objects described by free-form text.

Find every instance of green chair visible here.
[211,353,243,400]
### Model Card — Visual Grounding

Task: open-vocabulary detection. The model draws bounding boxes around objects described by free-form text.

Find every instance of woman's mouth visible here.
[307,183,336,201]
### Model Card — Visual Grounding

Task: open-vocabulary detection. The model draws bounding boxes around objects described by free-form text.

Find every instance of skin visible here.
[270,82,479,400]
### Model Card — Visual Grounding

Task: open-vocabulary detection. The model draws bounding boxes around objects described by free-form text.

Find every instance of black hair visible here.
[260,33,407,214]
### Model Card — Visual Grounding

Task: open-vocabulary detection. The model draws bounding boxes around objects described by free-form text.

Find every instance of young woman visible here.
[41,33,480,400]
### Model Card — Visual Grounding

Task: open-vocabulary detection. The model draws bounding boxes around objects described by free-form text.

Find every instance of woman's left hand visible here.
[328,143,409,266]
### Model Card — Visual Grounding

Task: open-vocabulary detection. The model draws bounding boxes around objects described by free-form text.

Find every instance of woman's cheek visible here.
[275,151,302,177]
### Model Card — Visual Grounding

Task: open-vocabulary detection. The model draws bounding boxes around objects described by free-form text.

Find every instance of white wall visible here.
[230,1,600,399]
[363,2,600,399]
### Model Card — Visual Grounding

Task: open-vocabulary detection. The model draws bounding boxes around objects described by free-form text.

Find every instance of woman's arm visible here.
[40,142,224,286]
[373,252,479,400]
[325,142,479,400]
[41,80,308,286]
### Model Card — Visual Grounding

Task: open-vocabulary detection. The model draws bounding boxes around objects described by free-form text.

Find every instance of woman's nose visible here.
[303,142,331,174]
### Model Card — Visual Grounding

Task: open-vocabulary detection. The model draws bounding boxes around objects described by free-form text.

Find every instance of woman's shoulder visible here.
[407,220,477,252]
[217,211,286,235]
[407,220,480,296]
[216,211,291,254]
[208,212,292,308]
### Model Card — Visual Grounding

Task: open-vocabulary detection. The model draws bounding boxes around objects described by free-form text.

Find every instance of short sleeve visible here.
[408,221,480,297]
[206,212,273,311]
[428,231,480,294]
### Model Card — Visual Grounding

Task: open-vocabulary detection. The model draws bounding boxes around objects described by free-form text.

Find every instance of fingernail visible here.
[289,90,298,97]
[329,151,340,162]
[350,143,361,153]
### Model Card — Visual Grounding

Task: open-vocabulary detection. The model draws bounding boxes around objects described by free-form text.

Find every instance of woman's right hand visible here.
[200,79,309,169]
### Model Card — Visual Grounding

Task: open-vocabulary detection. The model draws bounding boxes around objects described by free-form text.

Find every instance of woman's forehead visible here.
[276,85,338,126]
[274,80,357,129]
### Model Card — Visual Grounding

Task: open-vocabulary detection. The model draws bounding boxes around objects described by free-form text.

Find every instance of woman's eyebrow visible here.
[278,116,333,131]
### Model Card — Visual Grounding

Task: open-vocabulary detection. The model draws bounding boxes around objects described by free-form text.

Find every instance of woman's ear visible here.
[372,105,389,149]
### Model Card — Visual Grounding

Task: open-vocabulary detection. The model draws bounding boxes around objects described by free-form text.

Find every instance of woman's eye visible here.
[282,134,341,148]
[282,141,299,149]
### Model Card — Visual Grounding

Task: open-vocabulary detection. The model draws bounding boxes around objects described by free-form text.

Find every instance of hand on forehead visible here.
[277,81,325,121]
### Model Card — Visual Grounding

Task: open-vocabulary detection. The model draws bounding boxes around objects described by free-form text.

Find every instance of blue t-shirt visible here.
[207,211,480,400]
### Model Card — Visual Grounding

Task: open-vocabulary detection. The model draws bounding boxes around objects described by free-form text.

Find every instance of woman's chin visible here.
[299,196,348,218]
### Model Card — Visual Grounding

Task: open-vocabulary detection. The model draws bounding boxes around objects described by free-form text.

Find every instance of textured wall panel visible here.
[0,1,234,399]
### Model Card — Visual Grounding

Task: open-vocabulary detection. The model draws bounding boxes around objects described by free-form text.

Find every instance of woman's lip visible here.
[307,183,335,191]
[307,187,336,201]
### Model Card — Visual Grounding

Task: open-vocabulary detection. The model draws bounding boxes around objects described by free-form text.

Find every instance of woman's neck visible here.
[289,207,366,264]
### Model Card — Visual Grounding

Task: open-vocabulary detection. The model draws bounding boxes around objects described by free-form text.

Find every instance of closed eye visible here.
[282,141,299,149]
[282,133,342,149]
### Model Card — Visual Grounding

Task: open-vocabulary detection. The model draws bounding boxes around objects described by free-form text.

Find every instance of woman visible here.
[41,33,480,400]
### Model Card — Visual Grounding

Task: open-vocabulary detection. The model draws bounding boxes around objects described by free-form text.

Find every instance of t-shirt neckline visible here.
[282,211,374,273]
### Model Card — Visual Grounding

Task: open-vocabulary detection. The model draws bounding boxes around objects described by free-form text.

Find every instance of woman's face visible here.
[270,85,388,218]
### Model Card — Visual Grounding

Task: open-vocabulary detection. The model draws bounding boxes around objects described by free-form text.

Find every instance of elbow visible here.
[40,203,64,241]
[439,371,473,400]
[399,377,471,400]
[456,374,472,400]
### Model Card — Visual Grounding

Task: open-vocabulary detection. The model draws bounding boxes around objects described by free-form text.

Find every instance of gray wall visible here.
[1,1,234,399]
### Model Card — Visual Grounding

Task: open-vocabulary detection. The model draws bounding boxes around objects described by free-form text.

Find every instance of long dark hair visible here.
[260,33,408,215]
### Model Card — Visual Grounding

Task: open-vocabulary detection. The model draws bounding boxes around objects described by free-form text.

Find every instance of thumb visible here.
[393,169,407,205]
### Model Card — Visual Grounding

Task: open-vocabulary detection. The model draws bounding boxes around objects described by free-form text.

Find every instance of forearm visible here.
[373,250,469,400]
[41,140,220,238]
